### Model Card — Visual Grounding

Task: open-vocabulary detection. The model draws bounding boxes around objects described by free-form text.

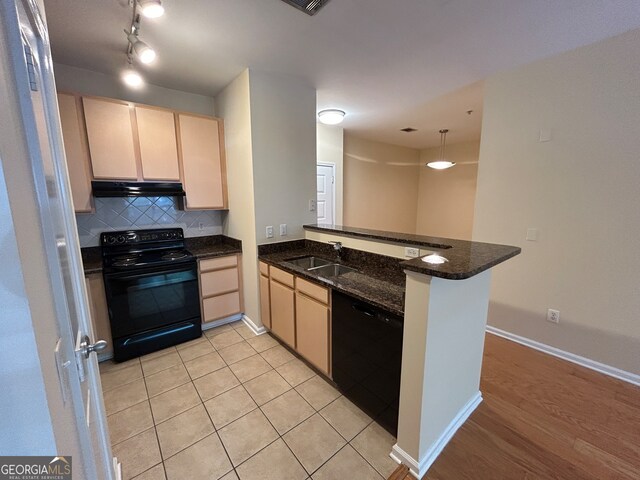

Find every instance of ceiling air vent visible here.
[280,0,330,16]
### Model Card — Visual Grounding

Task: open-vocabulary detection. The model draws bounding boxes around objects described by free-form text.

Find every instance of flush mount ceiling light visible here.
[318,109,345,125]
[138,0,164,18]
[426,129,456,170]
[280,0,331,16]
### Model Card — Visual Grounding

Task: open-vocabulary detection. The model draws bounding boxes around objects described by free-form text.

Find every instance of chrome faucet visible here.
[329,241,343,261]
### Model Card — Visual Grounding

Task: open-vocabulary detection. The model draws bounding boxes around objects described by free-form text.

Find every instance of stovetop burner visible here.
[162,251,189,261]
[101,229,195,272]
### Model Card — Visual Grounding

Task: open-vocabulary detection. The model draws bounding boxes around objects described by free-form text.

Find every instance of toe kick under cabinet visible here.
[260,262,331,376]
[199,255,244,325]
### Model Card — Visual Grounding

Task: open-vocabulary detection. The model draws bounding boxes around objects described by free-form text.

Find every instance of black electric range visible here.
[101,228,202,362]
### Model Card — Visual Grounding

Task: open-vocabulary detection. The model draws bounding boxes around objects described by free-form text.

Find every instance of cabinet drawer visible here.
[270,267,294,288]
[259,261,269,276]
[201,268,239,298]
[296,277,329,305]
[203,291,241,322]
[200,255,237,272]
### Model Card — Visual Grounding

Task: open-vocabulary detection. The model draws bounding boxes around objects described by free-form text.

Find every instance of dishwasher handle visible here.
[351,303,403,329]
[352,303,376,317]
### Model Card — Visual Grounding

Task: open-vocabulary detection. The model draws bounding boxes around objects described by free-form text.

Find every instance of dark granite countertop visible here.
[304,224,521,280]
[258,240,405,316]
[81,235,242,274]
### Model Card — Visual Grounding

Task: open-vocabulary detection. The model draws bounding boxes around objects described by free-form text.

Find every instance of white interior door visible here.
[5,1,115,478]
[317,163,335,225]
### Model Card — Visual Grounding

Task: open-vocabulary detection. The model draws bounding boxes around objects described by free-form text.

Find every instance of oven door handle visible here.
[103,262,197,280]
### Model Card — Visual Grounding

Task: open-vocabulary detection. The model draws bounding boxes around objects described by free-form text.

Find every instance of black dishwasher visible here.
[332,290,404,436]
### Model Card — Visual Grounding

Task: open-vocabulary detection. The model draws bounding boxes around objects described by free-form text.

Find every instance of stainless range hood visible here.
[91,181,186,198]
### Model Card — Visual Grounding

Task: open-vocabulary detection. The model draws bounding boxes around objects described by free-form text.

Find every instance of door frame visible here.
[0,0,115,477]
[317,161,336,225]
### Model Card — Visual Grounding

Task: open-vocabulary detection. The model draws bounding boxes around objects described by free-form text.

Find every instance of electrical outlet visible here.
[547,309,560,324]
[279,224,287,236]
[405,247,420,258]
[266,226,274,238]
[309,199,317,212]
[526,228,538,241]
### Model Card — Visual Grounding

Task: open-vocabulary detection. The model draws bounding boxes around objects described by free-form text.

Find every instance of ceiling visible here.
[44,0,640,149]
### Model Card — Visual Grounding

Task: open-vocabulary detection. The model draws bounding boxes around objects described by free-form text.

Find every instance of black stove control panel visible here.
[101,229,184,246]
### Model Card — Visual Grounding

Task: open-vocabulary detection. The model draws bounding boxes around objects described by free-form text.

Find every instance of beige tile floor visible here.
[99,320,399,480]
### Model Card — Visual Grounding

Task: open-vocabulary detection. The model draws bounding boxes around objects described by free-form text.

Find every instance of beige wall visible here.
[416,141,479,239]
[317,124,344,225]
[474,29,640,375]
[215,71,260,322]
[343,134,421,233]
[250,70,317,244]
[53,63,215,116]
[342,134,479,238]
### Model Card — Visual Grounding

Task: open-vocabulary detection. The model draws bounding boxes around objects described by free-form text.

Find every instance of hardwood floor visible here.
[388,333,640,480]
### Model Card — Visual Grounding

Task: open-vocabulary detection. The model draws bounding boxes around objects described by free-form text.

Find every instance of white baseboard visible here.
[242,314,267,336]
[201,313,244,332]
[486,326,640,387]
[391,391,482,478]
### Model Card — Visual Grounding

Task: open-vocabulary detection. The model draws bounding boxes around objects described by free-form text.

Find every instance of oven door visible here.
[104,262,201,360]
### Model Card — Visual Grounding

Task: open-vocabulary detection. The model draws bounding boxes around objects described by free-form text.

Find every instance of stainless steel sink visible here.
[308,263,360,277]
[285,256,332,269]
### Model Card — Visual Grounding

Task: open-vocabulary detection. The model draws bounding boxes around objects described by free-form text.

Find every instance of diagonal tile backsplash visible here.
[76,196,224,247]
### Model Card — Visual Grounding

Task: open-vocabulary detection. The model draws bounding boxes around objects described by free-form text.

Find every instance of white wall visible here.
[53,63,215,116]
[317,124,344,224]
[474,28,640,375]
[250,70,317,244]
[215,70,260,323]
[416,141,479,239]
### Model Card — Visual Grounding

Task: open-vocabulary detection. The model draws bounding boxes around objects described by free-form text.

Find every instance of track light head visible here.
[138,0,164,18]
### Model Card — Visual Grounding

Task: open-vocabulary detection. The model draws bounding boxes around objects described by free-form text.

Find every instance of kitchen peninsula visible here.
[289,224,520,478]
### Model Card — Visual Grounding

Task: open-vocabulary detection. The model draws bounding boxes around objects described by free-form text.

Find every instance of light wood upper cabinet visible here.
[83,97,138,180]
[178,114,227,209]
[296,291,330,375]
[57,93,93,212]
[135,106,180,181]
[270,276,296,348]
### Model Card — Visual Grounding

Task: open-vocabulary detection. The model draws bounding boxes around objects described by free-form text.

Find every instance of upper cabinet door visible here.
[178,114,227,209]
[135,106,180,181]
[57,93,93,212]
[83,97,138,180]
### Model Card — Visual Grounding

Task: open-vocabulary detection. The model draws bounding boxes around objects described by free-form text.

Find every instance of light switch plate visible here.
[279,224,287,236]
[309,199,317,212]
[266,226,274,238]
[526,228,538,241]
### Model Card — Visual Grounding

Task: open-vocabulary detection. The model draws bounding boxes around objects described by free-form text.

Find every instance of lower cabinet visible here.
[261,262,331,376]
[269,278,296,348]
[295,292,330,374]
[259,273,271,329]
[199,254,243,324]
[85,273,113,359]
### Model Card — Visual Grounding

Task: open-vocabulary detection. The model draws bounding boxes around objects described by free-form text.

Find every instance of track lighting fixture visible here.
[127,33,156,64]
[138,0,164,18]
[122,67,144,87]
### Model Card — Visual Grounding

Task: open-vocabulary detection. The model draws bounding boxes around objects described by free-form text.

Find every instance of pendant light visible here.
[427,129,456,170]
[138,0,165,18]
